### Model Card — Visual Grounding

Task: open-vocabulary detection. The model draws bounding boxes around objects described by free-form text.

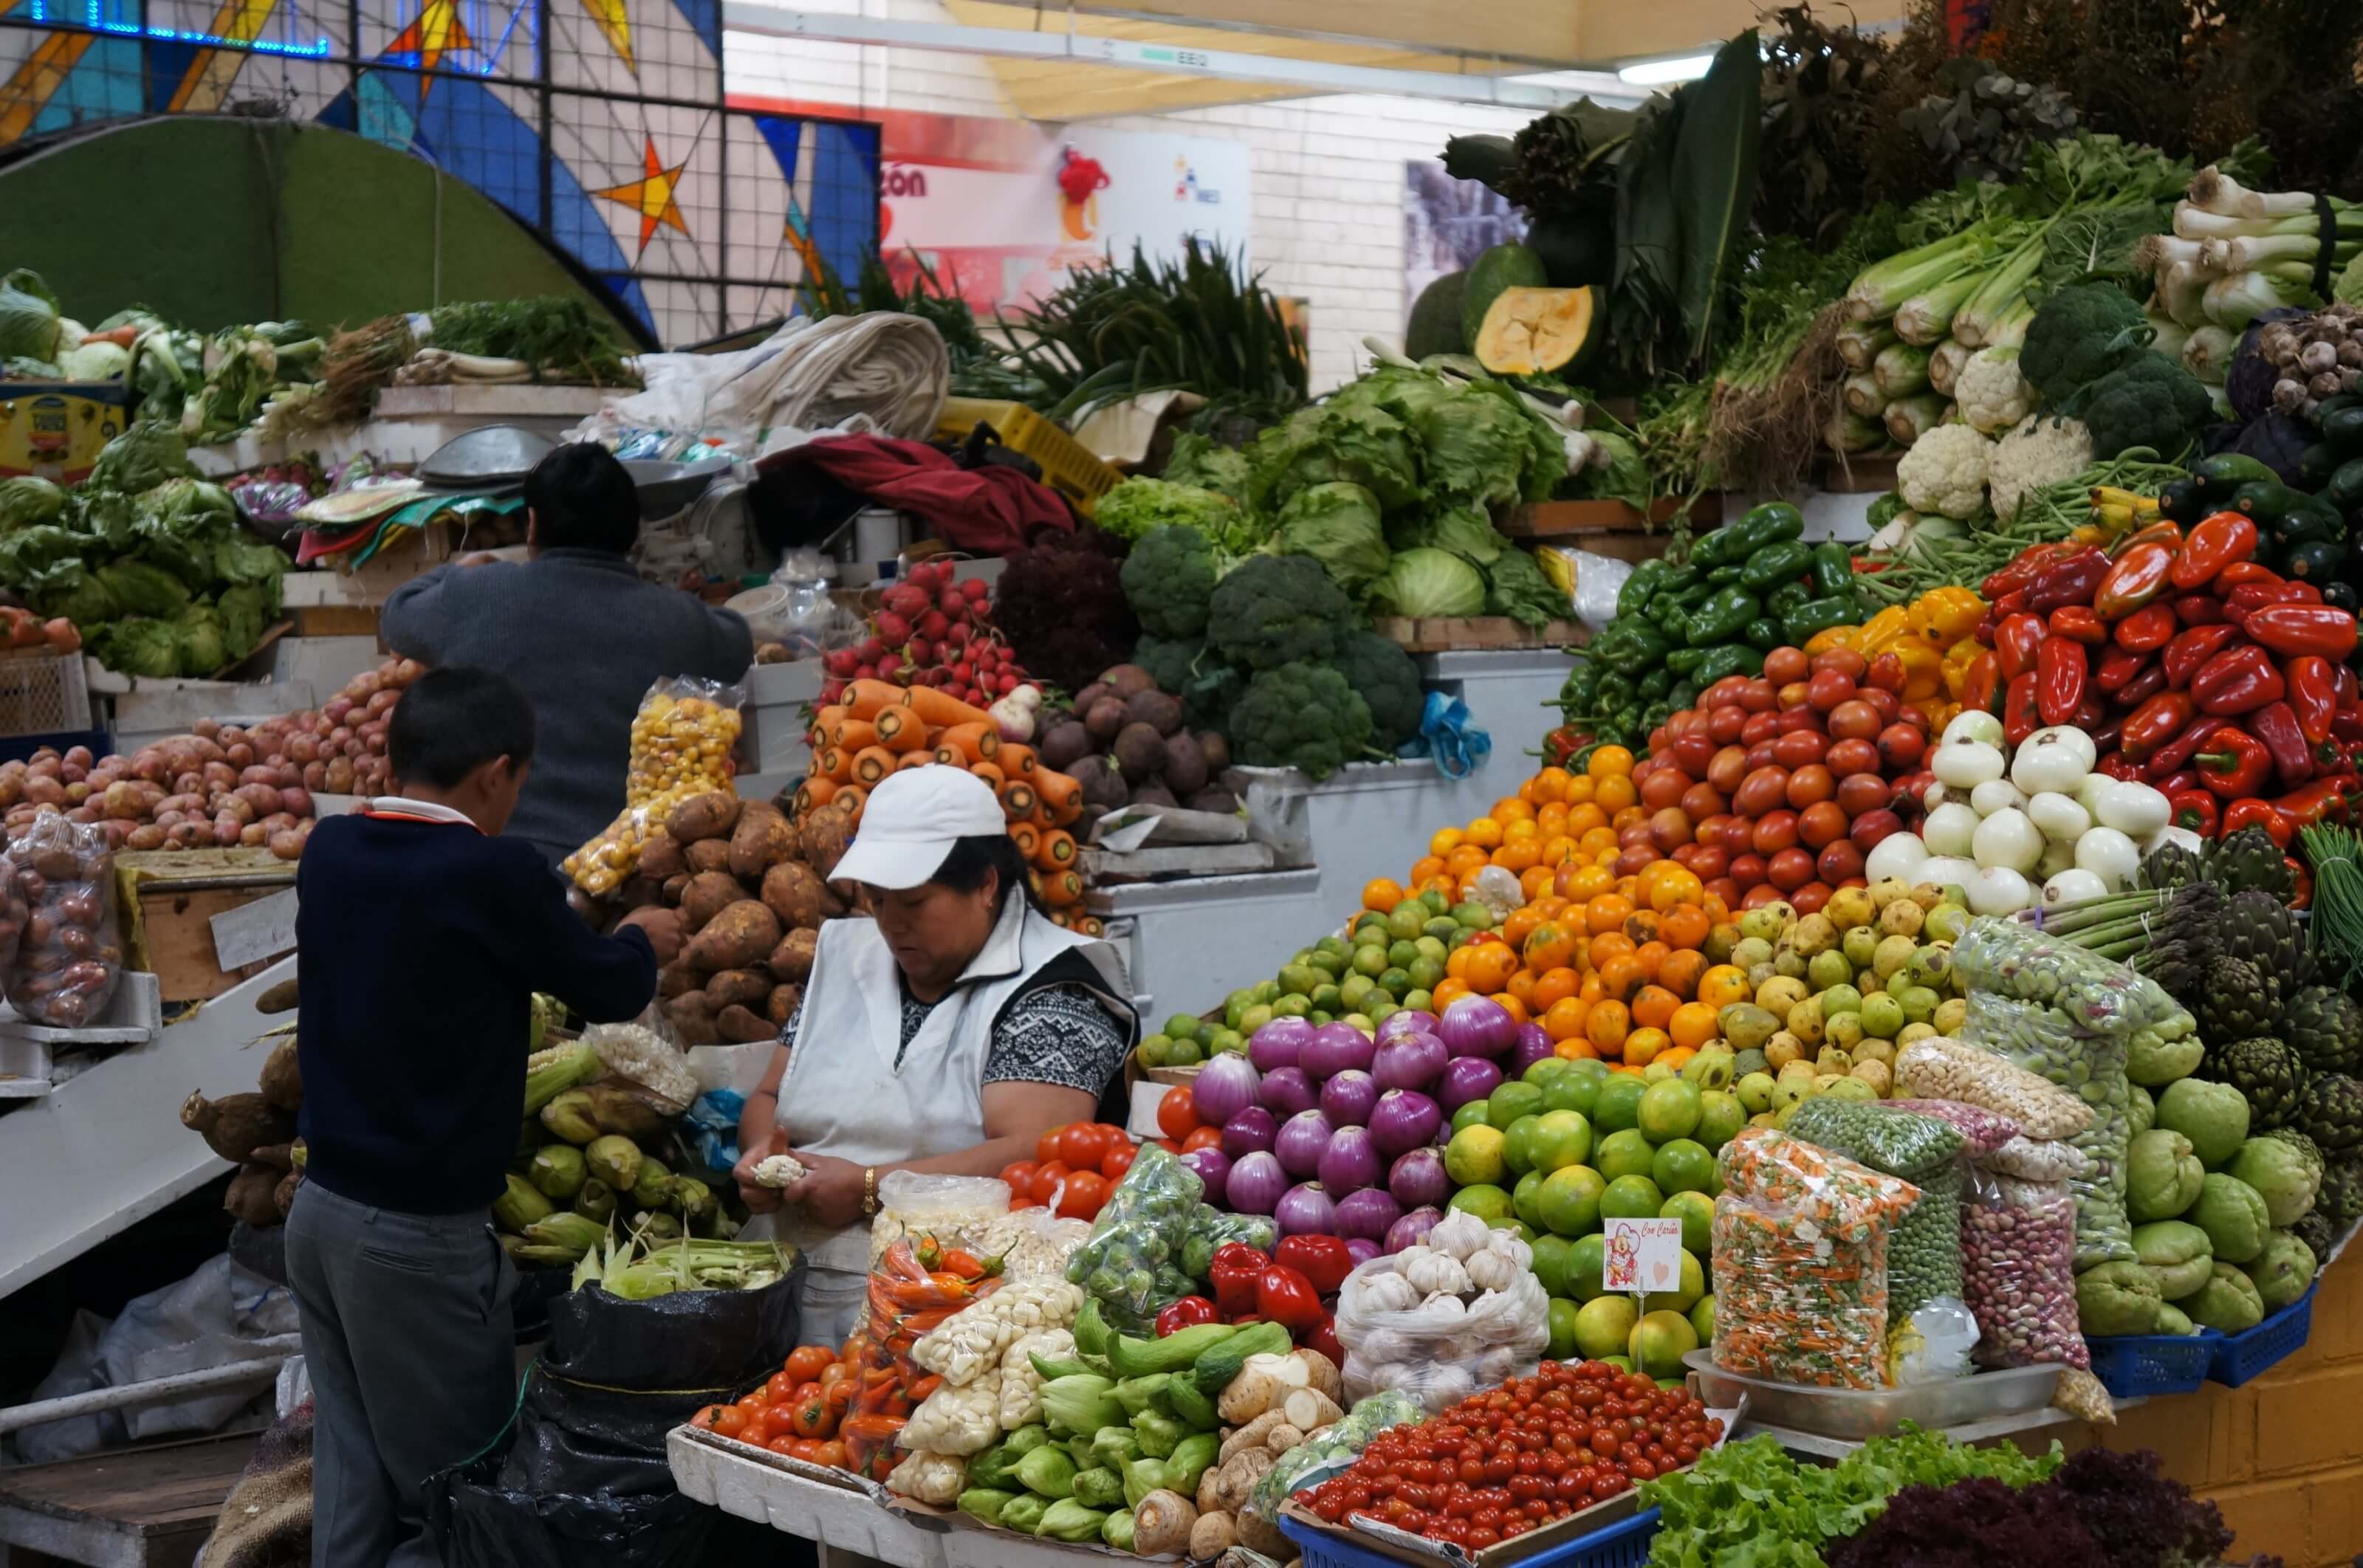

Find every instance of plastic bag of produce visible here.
[1063,1143,1204,1334]
[853,1217,1011,1474]
[1786,1099,1967,1320]
[1963,991,2135,1270]
[1950,917,2175,1036]
[1710,1128,1920,1390]
[1894,1036,2094,1140]
[1334,1213,1549,1413]
[1245,1388,1427,1524]
[1960,1166,2087,1371]
[1179,1206,1277,1279]
[560,675,744,893]
[4,807,119,1027]
[1884,1098,2020,1156]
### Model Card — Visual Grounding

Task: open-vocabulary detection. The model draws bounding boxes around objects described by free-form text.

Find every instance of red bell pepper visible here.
[2277,775,2363,830]
[1273,1234,1353,1296]
[2094,542,2176,621]
[2113,602,2178,653]
[1983,542,2076,602]
[2289,656,2339,745]
[2170,512,2256,589]
[2149,712,2227,781]
[2223,797,2294,847]
[2116,660,2168,709]
[1208,1242,1266,1317]
[2155,769,2200,794]
[2120,690,2196,764]
[2095,646,2152,694]
[2223,580,2309,632]
[2195,725,2273,797]
[2245,604,2361,661]
[2218,561,2284,588]
[1254,1264,1325,1331]
[1993,588,2030,619]
[2175,594,2229,625]
[1963,649,2003,715]
[2004,672,2042,746]
[2111,519,2184,557]
[2037,638,2088,727]
[2163,624,2240,690]
[2049,605,2109,644]
[2169,788,2219,836]
[2192,644,2286,715]
[2099,752,2146,782]
[1541,726,1593,768]
[2251,702,2316,788]
[1995,613,2048,680]
[1155,1296,1219,1336]
[2287,580,2325,604]
[2026,547,2110,613]
[1303,1313,1345,1369]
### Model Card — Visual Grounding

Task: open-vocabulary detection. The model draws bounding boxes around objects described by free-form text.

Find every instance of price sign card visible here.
[1603,1217,1685,1294]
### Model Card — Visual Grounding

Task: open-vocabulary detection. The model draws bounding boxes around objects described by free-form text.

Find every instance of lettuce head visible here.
[1272,481,1389,598]
[1372,546,1485,618]
[89,420,196,495]
[1248,402,1421,515]
[0,269,61,364]
[0,477,66,532]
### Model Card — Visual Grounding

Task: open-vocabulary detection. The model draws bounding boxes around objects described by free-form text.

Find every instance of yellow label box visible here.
[0,382,131,483]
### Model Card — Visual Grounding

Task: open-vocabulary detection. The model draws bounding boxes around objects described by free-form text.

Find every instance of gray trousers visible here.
[284,1181,517,1568]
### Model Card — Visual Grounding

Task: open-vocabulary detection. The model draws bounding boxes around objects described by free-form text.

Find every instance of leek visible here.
[1983,297,2034,351]
[2147,314,2195,365]
[2174,204,2363,244]
[2205,234,2362,274]
[2203,269,2318,331]
[1836,320,1898,371]
[1873,342,1932,399]
[1894,267,1994,345]
[2158,262,2212,328]
[2134,234,2207,276]
[2181,325,2236,383]
[1824,407,1887,453]
[1843,371,1890,419]
[1884,393,1950,446]
[2188,166,2353,222]
[1845,232,1997,321]
[1950,241,2043,348]
[1929,339,1972,396]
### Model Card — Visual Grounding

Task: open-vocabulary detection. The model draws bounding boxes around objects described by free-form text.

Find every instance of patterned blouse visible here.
[775,975,1131,1098]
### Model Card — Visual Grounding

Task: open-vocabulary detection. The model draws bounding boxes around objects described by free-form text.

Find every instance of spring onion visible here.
[1873,341,1933,398]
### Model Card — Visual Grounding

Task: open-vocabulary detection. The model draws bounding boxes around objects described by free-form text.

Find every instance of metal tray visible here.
[416,424,557,486]
[1681,1352,2058,1440]
[624,455,730,519]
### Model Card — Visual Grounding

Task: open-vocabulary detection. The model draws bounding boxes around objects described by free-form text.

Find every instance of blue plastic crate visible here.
[2208,1282,2317,1388]
[2084,1330,2218,1399]
[0,728,106,767]
[1280,1506,1660,1568]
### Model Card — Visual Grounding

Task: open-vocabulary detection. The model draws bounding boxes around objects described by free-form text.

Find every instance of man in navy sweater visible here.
[284,667,681,1568]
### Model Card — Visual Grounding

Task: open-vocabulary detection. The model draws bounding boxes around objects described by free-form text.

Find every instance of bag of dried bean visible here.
[1961,1165,2086,1372]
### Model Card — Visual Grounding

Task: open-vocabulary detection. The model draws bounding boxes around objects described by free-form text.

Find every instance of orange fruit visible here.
[1532,769,1571,805]
[1430,827,1464,857]
[1518,775,1543,807]
[1502,818,1540,844]
[1669,1002,1720,1051]
[1541,994,1591,1042]
[1506,969,1540,1010]
[1633,940,1672,978]
[1408,855,1447,887]
[1419,874,1456,899]
[1448,844,1491,878]
[1540,834,1577,868]
[1493,839,1540,873]
[1431,977,1471,1008]
[1537,802,1570,836]
[1585,893,1635,935]
[1647,865,1704,912]
[1562,862,1615,901]
[1563,776,1597,806]
[1532,967,1581,1011]
[1588,746,1635,780]
[1630,985,1679,1030]
[1596,776,1638,814]
[1464,817,1505,850]
[1657,949,1708,1000]
[1554,1036,1601,1061]
[1464,943,1519,995]
[1500,906,1542,949]
[1492,798,1534,825]
[1489,993,1529,1026]
[1623,1027,1670,1068]
[1520,864,1556,901]
[1659,904,1712,953]
[1597,954,1647,1002]
[1623,909,1662,947]
[1697,965,1751,1011]
[1654,1045,1696,1075]
[1361,878,1406,912]
[1588,930,1636,969]
[1585,1000,1630,1056]
[1523,922,1578,974]
[1444,946,1475,981]
[1566,803,1607,836]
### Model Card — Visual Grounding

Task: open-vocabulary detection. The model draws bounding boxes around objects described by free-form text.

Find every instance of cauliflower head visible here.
[1958,346,2033,435]
[1989,416,2096,523]
[1896,422,1994,519]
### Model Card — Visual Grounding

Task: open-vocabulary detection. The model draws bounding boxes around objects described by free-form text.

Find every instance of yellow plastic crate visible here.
[935,398,1119,517]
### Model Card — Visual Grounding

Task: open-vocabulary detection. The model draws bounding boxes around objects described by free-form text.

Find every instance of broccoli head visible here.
[1331,630,1424,748]
[2020,283,2152,405]
[1134,633,1245,731]
[1119,524,1218,639]
[2071,351,2215,461]
[1208,553,1350,671]
[1228,661,1375,780]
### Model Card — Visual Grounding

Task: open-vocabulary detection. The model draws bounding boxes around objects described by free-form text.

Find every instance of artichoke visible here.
[2282,985,2362,1076]
[2295,1072,2363,1154]
[2322,1154,2363,1228]
[2208,826,2299,902]
[2139,881,2222,1004]
[2214,1037,2308,1130]
[2220,889,2312,990]
[2291,1209,2333,1261]
[2199,957,2282,1045]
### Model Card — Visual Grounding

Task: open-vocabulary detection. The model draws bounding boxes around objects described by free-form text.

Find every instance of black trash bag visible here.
[431,1442,713,1568]
[538,1260,804,1390]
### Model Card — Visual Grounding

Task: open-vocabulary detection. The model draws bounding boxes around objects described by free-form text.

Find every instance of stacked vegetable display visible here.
[817,557,1032,718]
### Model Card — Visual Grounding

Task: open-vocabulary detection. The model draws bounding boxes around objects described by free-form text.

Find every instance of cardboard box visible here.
[0,382,131,482]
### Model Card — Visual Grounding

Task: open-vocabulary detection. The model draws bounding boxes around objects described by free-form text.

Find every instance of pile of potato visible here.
[623,788,856,1046]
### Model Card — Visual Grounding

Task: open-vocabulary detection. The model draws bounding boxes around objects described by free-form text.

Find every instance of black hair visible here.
[388,667,537,788]
[930,833,1042,915]
[524,442,641,554]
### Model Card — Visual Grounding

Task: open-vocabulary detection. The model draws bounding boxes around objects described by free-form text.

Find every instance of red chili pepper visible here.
[2168,788,2219,836]
[2194,725,2273,797]
[2170,512,2256,590]
[2049,604,2109,644]
[2277,776,2363,831]
[1155,1296,1219,1336]
[1983,542,2076,602]
[2094,541,2176,621]
[2098,752,2144,782]
[1962,650,2003,715]
[2288,656,2338,744]
[1993,588,2030,619]
[2336,663,2360,710]
[2286,580,2325,605]
[1207,1242,1266,1317]
[2113,602,2178,653]
[2339,709,2363,743]
[1995,613,2048,680]
[2175,594,2229,625]
[2004,672,2041,746]
[2072,690,2108,732]
[2223,797,2295,847]
[2095,646,2152,694]
[2291,859,2315,909]
[2120,690,2197,764]
[2245,603,2360,660]
[2163,624,2240,689]
[2115,660,2168,709]
[2110,520,2184,558]
[2155,769,2200,794]
[2089,715,2124,753]
[2025,547,2111,613]
[2035,638,2088,728]
[2192,644,2287,715]
[2224,580,2308,631]
[1273,1234,1353,1296]
[2149,712,2226,781]
[2217,561,2284,589]
[2251,701,2316,788]
[1254,1264,1325,1331]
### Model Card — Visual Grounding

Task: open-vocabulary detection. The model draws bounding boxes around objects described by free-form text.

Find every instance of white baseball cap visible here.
[830,763,1006,890]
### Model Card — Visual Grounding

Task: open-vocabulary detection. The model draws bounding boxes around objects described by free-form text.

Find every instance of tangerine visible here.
[1532,967,1581,1011]
[1585,1000,1630,1056]
[1630,984,1679,1029]
[1465,817,1505,850]
[1430,827,1464,857]
[1696,965,1751,1010]
[1659,904,1712,954]
[1623,1026,1670,1067]
[1588,746,1635,780]
[1361,878,1406,912]
[1523,922,1578,973]
[1656,948,1708,1000]
[1585,893,1635,935]
[1669,1002,1720,1051]
[1541,995,1591,1042]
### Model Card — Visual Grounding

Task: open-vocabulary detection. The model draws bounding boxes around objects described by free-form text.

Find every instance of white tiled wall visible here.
[725,0,1532,391]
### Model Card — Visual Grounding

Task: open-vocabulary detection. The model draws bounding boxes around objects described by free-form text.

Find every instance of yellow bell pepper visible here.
[1940,636,1984,699]
[1908,587,1985,647]
[1803,623,1860,655]
[1854,605,1917,659]
[1909,697,1958,733]
[1889,641,1944,701]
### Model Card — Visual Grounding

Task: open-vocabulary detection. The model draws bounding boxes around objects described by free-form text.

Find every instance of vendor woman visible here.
[733,765,1137,1343]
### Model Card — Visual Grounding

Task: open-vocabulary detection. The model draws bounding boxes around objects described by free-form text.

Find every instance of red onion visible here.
[1388,1146,1450,1208]
[1319,1069,1378,1128]
[1345,1237,1382,1268]
[1275,1109,1333,1177]
[1368,1089,1441,1157]
[1249,1017,1314,1073]
[1385,1206,1443,1254]
[1317,1125,1382,1193]
[1302,1022,1376,1081]
[1221,1106,1279,1160]
[1510,1023,1556,1076]
[1438,994,1516,1059]
[1437,1056,1504,1113]
[1180,1146,1231,1204]
[1276,1181,1337,1237]
[1225,1151,1286,1214]
[1334,1184,1403,1242]
[1258,1065,1318,1118]
[1372,1031,1447,1092]
[1376,1008,1438,1043]
[1192,1052,1261,1127]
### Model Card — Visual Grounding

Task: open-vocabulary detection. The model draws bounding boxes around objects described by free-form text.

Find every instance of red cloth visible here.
[758,435,1075,557]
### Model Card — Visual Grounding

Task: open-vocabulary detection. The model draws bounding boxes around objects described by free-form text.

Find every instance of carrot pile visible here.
[798,677,1099,932]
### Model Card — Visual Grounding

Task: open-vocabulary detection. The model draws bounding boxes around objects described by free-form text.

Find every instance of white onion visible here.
[1968,864,2033,915]
[2093,780,2170,838]
[1932,741,2006,788]
[2071,772,2117,818]
[1922,802,1982,858]
[1923,781,1948,809]
[2025,791,2091,844]
[1969,779,2028,817]
[2043,868,2109,908]
[2074,826,2141,890]
[1865,831,1931,884]
[1944,711,2005,748]
[2037,837,2078,878]
[1972,807,2044,874]
[2010,727,2093,794]
[1918,855,1980,890]
[2145,824,2206,856]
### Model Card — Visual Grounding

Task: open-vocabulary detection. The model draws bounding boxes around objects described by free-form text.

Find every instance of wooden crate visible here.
[115,847,298,1004]
[1501,495,1725,537]
[1370,616,1588,654]
[1814,453,1901,495]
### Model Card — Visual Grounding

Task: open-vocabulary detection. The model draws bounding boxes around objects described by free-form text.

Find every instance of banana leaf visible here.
[1670,30,1764,364]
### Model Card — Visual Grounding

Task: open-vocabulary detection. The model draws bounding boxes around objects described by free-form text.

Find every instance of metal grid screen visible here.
[0,0,879,343]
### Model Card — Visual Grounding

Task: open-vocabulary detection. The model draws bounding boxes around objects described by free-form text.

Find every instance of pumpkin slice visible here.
[1474,286,1603,377]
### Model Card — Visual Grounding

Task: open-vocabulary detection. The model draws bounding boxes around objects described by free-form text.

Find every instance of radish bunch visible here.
[818,558,1032,711]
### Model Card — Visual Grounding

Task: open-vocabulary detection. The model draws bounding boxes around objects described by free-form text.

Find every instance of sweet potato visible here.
[715,1004,775,1044]
[767,983,802,1027]
[657,960,701,1000]
[679,871,744,933]
[637,831,685,881]
[685,837,734,875]
[665,993,721,1045]
[224,1163,281,1227]
[704,969,772,1010]
[800,804,855,879]
[258,1036,302,1113]
[729,802,796,881]
[685,901,781,972]
[761,861,828,932]
[661,873,690,906]
[767,926,819,984]
[664,790,741,845]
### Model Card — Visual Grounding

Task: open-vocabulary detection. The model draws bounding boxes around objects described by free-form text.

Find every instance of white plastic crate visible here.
[0,652,90,736]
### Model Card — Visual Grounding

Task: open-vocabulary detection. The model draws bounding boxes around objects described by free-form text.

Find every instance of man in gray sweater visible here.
[382,444,754,866]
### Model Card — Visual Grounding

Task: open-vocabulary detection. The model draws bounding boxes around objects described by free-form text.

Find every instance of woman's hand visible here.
[777,1151,869,1230]
[733,1128,787,1213]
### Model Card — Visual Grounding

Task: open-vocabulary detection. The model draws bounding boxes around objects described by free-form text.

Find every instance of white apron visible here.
[772,895,1134,1344]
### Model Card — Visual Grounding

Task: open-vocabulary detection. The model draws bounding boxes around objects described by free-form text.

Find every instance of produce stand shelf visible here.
[668,1425,953,1568]
[1280,1508,1659,1568]
[1738,1397,2143,1462]
[1501,498,1722,537]
[0,1429,258,1568]
[1371,616,1585,654]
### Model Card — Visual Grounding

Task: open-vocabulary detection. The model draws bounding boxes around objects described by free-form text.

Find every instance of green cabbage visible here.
[89,420,196,495]
[1420,382,1544,506]
[59,341,129,382]
[94,560,191,618]
[1329,365,1454,428]
[0,524,86,587]
[1248,402,1421,514]
[1396,501,1503,565]
[39,569,120,627]
[1272,481,1388,597]
[1372,546,1485,618]
[0,477,66,532]
[0,269,61,364]
[64,490,139,552]
[1159,431,1250,504]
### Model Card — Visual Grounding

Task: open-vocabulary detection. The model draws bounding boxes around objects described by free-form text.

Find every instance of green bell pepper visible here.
[1594,672,1636,714]
[1694,644,1764,684]
[1809,540,1854,597]
[1667,681,1700,711]
[1780,595,1860,645]
[1636,667,1673,701]
[1764,581,1811,619]
[1640,700,1673,732]
[1706,563,1746,586]
[1738,540,1814,593]
[1663,646,1708,676]
[1743,617,1784,653]
[999,1494,1050,1534]
[1695,501,1803,567]
[1651,596,1691,639]
[1685,586,1762,647]
[1071,1467,1126,1510]
[1617,558,1672,617]
[1599,624,1670,673]
[958,1488,1019,1527]
[1036,1499,1108,1543]
[1560,661,1603,709]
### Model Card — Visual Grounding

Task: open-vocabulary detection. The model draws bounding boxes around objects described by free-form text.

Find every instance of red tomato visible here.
[1789,879,1833,915]
[1826,699,1881,740]
[1182,1124,1223,1154]
[1824,737,1881,777]
[1750,810,1798,855]
[1028,1161,1071,1203]
[1102,1142,1139,1181]
[1057,1169,1109,1218]
[1877,722,1927,768]
[1766,847,1816,892]
[1707,705,1746,745]
[1835,771,1893,818]
[1057,1121,1115,1171]
[1034,1124,1069,1164]
[1156,1086,1199,1140]
[1797,800,1849,849]
[1817,839,1866,884]
[784,1346,834,1384]
[997,1159,1038,1194]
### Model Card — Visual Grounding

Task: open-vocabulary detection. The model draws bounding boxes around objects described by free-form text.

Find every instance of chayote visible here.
[2188,1172,2269,1265]
[2240,1230,2317,1313]
[2178,1261,2264,1333]
[2154,1079,2249,1169]
[2075,1259,2162,1336]
[2131,1220,2214,1301]
[2126,1129,2204,1223]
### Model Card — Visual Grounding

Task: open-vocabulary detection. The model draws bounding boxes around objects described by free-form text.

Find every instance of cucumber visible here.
[2232,480,2312,529]
[2192,453,2277,500]
[1165,1369,1220,1431]
[2298,443,2342,490]
[1189,1319,1293,1397]
[2326,458,2363,515]
[2323,403,2363,458]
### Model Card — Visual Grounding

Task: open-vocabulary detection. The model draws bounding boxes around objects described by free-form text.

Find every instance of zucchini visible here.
[2323,403,2363,458]
[2155,477,2204,525]
[1188,1319,1292,1396]
[2298,443,2342,490]
[2326,458,2363,515]
[2192,453,2277,500]
[2284,539,2342,582]
[2233,480,2312,529]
